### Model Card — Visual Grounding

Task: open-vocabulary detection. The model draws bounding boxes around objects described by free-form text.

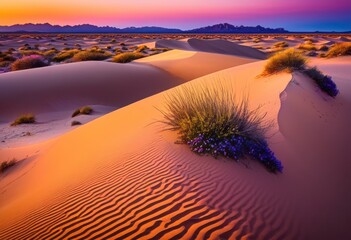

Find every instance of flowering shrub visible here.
[160,83,283,173]
[11,55,48,71]
[303,67,339,97]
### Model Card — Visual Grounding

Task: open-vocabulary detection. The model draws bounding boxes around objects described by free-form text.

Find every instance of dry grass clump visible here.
[72,49,112,62]
[112,52,144,63]
[273,41,289,48]
[71,120,82,126]
[1,159,16,173]
[262,48,307,75]
[159,83,283,172]
[150,48,170,52]
[318,45,329,52]
[298,43,317,51]
[11,55,48,71]
[11,114,36,126]
[52,49,80,62]
[72,106,93,118]
[134,45,149,53]
[326,42,351,58]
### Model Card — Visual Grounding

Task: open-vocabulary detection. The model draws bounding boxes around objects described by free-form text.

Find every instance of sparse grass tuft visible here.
[11,114,36,126]
[1,159,16,173]
[274,41,289,48]
[112,52,144,63]
[298,43,317,51]
[71,120,82,126]
[159,83,283,173]
[303,67,339,97]
[326,42,351,58]
[11,55,48,71]
[72,106,93,118]
[134,45,149,53]
[52,49,80,62]
[72,50,112,62]
[262,48,306,75]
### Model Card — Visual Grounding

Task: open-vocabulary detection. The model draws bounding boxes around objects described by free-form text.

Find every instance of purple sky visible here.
[1,0,351,31]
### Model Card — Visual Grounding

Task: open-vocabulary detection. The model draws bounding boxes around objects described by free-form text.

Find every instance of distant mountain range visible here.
[188,23,288,33]
[0,23,289,33]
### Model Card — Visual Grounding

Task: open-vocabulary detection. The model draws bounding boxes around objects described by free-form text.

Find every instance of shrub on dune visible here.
[326,42,351,58]
[1,159,16,173]
[72,106,93,118]
[274,41,289,48]
[303,67,339,97]
[52,49,80,62]
[71,120,82,126]
[262,48,306,75]
[134,45,149,53]
[298,43,317,51]
[72,50,112,62]
[160,83,283,173]
[11,114,36,126]
[11,55,48,71]
[112,52,144,63]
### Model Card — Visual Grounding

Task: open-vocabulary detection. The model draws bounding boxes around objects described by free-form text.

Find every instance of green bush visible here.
[11,114,36,126]
[112,52,144,63]
[262,48,307,75]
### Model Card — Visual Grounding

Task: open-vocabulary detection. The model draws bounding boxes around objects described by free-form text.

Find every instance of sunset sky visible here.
[1,0,350,31]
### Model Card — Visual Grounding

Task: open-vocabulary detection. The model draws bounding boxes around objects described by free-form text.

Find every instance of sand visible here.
[0,38,351,239]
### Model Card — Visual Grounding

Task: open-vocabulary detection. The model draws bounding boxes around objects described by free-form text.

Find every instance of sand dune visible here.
[156,38,267,59]
[137,49,257,80]
[0,61,182,122]
[2,56,350,238]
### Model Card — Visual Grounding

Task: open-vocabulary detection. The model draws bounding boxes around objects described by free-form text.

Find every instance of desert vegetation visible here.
[11,55,48,71]
[262,48,339,97]
[72,106,93,117]
[326,42,351,57]
[1,159,16,173]
[112,52,144,63]
[11,114,36,126]
[303,67,339,97]
[72,49,112,62]
[160,83,283,172]
[274,41,289,48]
[262,48,306,75]
[71,120,82,126]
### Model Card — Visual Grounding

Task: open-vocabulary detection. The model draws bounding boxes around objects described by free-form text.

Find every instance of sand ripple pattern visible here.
[0,136,297,240]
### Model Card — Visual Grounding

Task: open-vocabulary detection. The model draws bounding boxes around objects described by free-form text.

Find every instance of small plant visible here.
[318,45,329,52]
[134,45,149,53]
[298,43,317,51]
[72,50,112,62]
[11,114,36,126]
[1,159,16,173]
[303,67,339,97]
[71,106,93,117]
[274,41,289,48]
[160,83,283,173]
[326,42,351,58]
[52,49,80,62]
[71,120,82,126]
[112,52,144,63]
[262,48,306,75]
[11,55,48,71]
